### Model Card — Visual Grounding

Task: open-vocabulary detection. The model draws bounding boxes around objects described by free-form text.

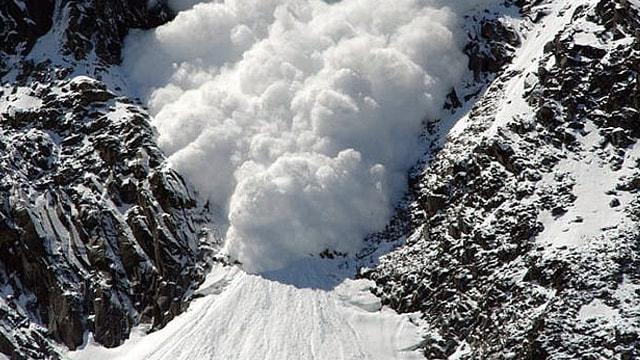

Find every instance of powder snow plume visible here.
[124,0,492,272]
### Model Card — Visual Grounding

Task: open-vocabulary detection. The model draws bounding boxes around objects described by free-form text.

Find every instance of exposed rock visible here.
[0,1,215,358]
[362,1,640,358]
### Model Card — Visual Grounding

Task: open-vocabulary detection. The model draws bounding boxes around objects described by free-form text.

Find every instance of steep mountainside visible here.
[0,1,214,358]
[364,0,640,358]
[1,0,640,359]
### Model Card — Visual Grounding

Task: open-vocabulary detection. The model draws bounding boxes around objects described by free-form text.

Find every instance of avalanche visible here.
[68,0,498,358]
[123,0,494,272]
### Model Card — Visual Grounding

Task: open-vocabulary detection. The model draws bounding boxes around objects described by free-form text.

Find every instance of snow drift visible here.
[124,0,492,272]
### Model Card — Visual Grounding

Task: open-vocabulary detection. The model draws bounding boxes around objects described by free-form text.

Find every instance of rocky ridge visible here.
[0,1,215,358]
[363,0,640,359]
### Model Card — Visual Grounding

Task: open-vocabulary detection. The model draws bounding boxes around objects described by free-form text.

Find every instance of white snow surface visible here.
[578,299,619,321]
[0,86,43,115]
[123,0,497,272]
[69,262,424,360]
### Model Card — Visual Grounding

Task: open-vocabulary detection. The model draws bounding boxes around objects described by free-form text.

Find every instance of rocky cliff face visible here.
[0,0,170,76]
[0,1,214,358]
[363,0,640,358]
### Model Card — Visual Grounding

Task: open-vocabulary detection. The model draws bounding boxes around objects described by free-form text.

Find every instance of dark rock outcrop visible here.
[362,1,640,358]
[0,1,215,359]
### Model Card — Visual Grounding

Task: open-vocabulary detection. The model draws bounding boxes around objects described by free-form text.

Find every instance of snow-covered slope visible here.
[70,261,424,360]
[367,0,640,358]
[2,0,640,359]
[0,1,214,358]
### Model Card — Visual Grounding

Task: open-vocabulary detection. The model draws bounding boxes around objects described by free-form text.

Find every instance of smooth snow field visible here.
[68,261,424,360]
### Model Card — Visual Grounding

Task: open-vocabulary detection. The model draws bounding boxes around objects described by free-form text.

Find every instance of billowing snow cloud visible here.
[124,0,491,272]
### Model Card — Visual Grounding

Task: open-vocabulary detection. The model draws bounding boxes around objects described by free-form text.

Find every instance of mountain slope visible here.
[69,261,424,360]
[365,0,640,358]
[0,1,215,358]
[1,0,640,359]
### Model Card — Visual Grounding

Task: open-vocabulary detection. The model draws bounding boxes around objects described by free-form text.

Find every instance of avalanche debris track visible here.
[69,261,424,360]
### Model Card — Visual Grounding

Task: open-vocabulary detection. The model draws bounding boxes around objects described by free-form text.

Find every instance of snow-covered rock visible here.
[364,0,640,358]
[0,1,215,358]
